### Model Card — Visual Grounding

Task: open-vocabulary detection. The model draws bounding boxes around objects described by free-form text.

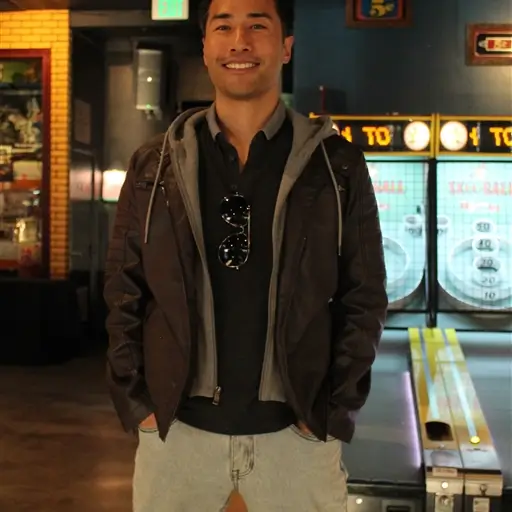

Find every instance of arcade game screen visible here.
[322,115,435,310]
[436,117,512,312]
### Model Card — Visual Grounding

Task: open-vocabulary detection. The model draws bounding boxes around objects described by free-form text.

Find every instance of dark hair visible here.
[197,0,293,38]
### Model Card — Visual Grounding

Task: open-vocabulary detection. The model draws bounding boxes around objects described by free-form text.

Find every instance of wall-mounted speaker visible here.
[135,48,165,117]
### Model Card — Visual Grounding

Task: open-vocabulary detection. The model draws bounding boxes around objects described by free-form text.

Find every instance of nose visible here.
[230,26,252,52]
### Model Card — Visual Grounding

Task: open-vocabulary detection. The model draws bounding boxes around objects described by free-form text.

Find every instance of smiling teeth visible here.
[226,63,256,69]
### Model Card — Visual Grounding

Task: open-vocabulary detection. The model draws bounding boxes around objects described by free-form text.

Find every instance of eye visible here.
[215,25,230,31]
[250,24,267,30]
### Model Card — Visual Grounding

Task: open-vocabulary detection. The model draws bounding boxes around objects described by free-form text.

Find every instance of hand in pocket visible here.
[139,413,157,430]
[297,421,312,435]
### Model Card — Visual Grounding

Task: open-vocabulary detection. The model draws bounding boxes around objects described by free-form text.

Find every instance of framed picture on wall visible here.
[346,0,411,28]
[466,24,512,66]
[0,49,51,277]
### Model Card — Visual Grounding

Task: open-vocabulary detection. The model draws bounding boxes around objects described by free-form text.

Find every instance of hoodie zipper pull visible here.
[212,386,222,405]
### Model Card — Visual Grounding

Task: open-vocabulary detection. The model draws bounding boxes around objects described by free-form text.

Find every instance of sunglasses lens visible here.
[220,194,250,227]
[218,233,249,269]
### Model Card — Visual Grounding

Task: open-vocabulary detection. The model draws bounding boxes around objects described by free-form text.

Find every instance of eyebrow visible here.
[210,11,273,23]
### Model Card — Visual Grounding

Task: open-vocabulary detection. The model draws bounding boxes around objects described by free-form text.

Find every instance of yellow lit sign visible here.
[489,127,512,146]
[309,114,433,153]
[336,122,430,152]
[468,126,512,147]
[439,119,512,154]
[338,125,392,146]
[362,126,392,146]
[340,126,352,142]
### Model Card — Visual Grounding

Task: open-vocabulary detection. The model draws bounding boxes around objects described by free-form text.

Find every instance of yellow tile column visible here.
[0,10,70,279]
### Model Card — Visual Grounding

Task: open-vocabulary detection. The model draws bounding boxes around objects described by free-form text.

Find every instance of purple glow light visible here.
[403,371,423,469]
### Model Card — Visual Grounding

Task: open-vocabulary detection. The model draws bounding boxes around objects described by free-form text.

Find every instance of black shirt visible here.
[177,107,296,435]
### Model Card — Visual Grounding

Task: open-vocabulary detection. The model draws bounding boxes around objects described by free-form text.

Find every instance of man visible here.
[104,0,388,510]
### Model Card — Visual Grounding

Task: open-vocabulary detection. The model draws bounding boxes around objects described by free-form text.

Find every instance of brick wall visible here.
[0,10,70,279]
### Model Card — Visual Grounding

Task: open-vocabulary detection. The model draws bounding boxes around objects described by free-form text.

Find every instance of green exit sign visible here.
[152,0,189,20]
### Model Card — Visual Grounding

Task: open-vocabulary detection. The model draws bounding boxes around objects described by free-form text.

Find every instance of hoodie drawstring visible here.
[143,134,342,255]
[320,140,343,256]
[144,130,169,244]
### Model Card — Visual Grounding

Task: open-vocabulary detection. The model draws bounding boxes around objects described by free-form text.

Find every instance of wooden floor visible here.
[0,351,135,512]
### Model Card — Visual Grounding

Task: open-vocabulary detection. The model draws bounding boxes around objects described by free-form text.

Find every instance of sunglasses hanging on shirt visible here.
[218,193,251,270]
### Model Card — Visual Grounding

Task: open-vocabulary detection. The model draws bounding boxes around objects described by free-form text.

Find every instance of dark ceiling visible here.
[1,0,146,9]
[0,0,204,10]
[1,0,205,33]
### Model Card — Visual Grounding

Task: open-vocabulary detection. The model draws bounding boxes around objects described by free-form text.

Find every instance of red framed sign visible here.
[346,0,411,28]
[466,24,512,66]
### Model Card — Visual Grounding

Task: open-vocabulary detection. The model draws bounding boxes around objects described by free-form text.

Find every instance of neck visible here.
[214,89,281,147]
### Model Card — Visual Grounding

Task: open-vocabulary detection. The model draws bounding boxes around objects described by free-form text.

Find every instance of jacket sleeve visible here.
[328,151,388,436]
[103,153,155,432]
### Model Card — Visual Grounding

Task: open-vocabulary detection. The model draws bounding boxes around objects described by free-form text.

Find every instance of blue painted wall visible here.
[293,0,512,115]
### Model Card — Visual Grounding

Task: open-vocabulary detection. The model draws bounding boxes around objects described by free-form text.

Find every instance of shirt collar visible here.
[206,100,286,141]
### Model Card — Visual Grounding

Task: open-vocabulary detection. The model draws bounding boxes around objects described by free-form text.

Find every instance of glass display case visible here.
[0,50,50,277]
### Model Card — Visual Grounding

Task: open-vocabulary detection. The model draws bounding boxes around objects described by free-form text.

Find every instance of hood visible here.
[164,104,337,153]
[143,104,337,244]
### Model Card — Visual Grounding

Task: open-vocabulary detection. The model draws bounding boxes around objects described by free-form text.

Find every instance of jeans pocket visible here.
[340,457,349,479]
[138,418,179,435]
[138,426,158,434]
[289,424,337,443]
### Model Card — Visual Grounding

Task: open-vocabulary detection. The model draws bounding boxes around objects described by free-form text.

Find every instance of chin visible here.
[219,86,266,101]
[226,91,259,100]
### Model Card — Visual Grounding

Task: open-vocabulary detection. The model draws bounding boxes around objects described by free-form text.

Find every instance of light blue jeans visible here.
[133,420,348,511]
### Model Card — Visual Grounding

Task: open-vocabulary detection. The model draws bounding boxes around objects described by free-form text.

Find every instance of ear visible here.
[282,35,294,64]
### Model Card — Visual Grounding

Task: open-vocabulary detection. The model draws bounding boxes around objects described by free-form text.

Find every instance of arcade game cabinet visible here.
[436,115,512,328]
[434,114,511,508]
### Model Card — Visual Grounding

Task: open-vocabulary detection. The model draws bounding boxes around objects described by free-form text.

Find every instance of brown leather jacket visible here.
[104,107,388,443]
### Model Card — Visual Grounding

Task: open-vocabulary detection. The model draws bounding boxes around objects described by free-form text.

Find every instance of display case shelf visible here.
[0,50,50,278]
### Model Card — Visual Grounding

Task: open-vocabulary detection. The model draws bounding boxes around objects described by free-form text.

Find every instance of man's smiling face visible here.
[202,0,293,100]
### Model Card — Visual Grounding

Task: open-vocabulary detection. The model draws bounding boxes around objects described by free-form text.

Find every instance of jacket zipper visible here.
[157,179,195,419]
[169,149,220,405]
[281,235,308,334]
[137,177,190,420]
[259,144,323,400]
[213,386,222,405]
[158,181,222,411]
[276,235,308,414]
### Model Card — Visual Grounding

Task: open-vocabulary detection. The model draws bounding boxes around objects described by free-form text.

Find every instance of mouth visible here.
[222,62,260,71]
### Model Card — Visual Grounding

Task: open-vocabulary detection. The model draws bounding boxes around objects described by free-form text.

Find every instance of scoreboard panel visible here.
[309,114,435,156]
[437,116,512,156]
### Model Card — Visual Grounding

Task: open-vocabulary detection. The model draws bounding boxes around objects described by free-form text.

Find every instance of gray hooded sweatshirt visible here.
[142,104,342,404]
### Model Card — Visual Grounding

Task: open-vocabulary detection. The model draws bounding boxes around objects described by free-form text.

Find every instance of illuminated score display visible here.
[439,118,512,154]
[317,117,433,154]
